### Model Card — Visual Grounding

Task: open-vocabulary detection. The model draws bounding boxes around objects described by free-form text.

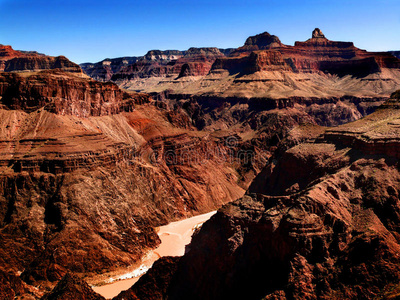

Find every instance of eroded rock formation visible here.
[127,91,400,299]
[105,29,400,97]
[0,66,254,298]
[0,44,81,73]
[3,29,400,299]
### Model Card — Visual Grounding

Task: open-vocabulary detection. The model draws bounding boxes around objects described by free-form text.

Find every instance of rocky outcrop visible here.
[225,28,400,76]
[81,49,235,82]
[287,30,400,74]
[41,273,105,300]
[162,93,387,131]
[131,91,400,299]
[0,45,81,73]
[111,29,400,109]
[176,48,225,77]
[0,70,145,116]
[312,28,325,39]
[80,57,141,81]
[4,56,82,73]
[113,257,181,300]
[0,44,23,59]
[110,47,226,82]
[212,50,291,75]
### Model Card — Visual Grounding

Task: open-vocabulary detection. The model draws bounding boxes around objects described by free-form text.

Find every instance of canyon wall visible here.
[121,90,400,300]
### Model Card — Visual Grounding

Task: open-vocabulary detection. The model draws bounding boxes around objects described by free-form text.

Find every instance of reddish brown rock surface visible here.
[0,70,142,116]
[2,30,400,299]
[80,56,141,82]
[0,44,81,73]
[41,273,105,300]
[108,47,226,83]
[0,66,255,298]
[127,91,400,299]
[105,29,400,131]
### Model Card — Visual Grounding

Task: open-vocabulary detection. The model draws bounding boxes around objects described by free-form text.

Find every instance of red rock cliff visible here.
[0,44,81,73]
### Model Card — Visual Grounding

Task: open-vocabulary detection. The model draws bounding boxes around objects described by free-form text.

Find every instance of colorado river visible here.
[92,210,217,299]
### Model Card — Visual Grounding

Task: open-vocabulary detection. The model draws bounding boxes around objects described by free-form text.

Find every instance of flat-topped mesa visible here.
[112,47,228,80]
[4,55,82,73]
[212,50,292,75]
[143,50,185,62]
[0,44,82,73]
[321,90,400,158]
[289,30,400,74]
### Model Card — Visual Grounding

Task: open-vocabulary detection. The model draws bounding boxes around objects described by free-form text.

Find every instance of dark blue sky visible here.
[0,0,399,64]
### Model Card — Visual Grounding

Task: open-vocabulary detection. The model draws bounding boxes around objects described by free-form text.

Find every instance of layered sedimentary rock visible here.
[0,67,253,298]
[80,56,141,82]
[0,70,141,116]
[110,29,400,100]
[128,91,400,299]
[176,47,225,77]
[0,44,81,73]
[80,49,236,83]
[109,47,226,84]
[4,29,400,299]
[102,29,400,132]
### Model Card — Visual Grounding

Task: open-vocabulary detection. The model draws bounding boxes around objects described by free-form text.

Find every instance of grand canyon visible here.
[1,27,400,299]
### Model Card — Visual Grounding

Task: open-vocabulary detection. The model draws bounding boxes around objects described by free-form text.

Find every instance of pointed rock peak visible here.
[312,28,326,39]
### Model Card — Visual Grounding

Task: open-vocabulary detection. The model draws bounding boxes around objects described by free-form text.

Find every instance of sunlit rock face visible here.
[0,44,81,73]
